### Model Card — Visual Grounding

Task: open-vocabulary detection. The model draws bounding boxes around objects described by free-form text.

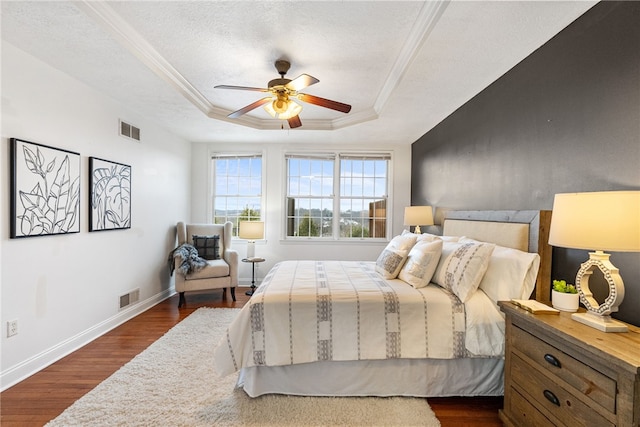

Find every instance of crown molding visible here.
[374,1,450,114]
[75,1,215,116]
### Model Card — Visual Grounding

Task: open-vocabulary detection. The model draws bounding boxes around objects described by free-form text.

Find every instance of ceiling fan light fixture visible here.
[217,59,351,128]
[264,99,302,120]
[273,98,288,114]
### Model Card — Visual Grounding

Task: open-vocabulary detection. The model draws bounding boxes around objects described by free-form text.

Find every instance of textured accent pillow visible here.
[375,249,409,279]
[375,233,417,279]
[460,237,540,304]
[192,234,220,260]
[433,241,495,302]
[389,232,419,250]
[398,238,443,288]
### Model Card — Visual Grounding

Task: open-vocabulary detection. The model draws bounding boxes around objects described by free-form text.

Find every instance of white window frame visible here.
[284,151,391,241]
[210,152,264,238]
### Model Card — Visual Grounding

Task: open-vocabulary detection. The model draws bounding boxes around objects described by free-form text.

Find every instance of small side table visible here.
[242,257,265,296]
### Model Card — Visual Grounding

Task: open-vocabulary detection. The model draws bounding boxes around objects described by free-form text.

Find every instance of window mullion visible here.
[332,156,341,239]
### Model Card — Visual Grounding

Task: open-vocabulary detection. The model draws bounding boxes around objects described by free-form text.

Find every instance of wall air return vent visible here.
[119,119,141,142]
[119,288,140,310]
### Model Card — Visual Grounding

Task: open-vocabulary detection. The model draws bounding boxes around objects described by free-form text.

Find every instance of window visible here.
[286,153,390,239]
[212,154,262,237]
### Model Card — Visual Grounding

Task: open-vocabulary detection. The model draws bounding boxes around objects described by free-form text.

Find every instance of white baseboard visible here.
[0,289,173,392]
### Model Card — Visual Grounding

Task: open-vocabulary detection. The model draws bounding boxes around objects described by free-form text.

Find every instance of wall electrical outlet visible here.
[7,319,18,337]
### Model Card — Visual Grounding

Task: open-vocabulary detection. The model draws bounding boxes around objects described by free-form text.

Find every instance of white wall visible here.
[190,142,413,284]
[0,42,412,390]
[1,42,191,389]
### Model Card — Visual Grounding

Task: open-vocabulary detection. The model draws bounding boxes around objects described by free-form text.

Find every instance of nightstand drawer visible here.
[511,324,616,413]
[508,387,555,426]
[512,353,614,427]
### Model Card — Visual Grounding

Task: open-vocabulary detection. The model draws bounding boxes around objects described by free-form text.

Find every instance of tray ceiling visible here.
[1,1,597,145]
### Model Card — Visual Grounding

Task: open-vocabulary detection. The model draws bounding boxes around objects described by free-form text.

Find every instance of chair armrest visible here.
[224,248,239,286]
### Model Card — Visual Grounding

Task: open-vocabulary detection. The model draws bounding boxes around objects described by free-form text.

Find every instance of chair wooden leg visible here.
[230,287,236,301]
[178,292,186,308]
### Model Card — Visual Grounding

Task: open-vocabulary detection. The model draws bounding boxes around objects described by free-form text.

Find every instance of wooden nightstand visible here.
[499,301,640,427]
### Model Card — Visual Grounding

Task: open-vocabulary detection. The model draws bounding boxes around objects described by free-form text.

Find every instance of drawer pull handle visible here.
[543,389,560,406]
[544,353,561,368]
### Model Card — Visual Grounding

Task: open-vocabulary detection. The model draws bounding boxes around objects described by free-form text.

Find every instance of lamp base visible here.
[246,240,255,259]
[571,312,628,333]
[414,225,422,234]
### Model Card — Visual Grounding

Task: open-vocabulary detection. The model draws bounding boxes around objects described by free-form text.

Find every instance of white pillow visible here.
[390,232,419,252]
[433,240,495,302]
[398,239,443,288]
[460,237,540,304]
[401,229,460,243]
[376,248,409,279]
[436,235,461,242]
[375,234,417,279]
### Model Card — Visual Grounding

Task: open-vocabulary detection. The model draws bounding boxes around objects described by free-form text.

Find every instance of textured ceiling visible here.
[1,1,597,145]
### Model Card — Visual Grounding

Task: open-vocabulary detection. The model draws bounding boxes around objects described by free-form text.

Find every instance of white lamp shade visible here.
[239,221,264,240]
[403,206,434,226]
[548,191,640,252]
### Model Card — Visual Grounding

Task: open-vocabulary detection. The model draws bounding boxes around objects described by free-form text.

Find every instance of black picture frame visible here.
[10,138,81,239]
[89,157,131,232]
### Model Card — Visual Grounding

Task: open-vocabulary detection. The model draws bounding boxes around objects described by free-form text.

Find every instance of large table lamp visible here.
[548,191,640,332]
[403,206,434,234]
[239,221,264,259]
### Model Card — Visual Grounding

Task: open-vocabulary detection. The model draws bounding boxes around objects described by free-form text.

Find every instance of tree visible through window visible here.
[286,153,389,239]
[212,154,262,237]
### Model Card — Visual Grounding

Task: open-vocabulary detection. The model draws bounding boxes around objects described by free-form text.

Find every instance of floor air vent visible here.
[119,288,140,310]
[119,119,141,142]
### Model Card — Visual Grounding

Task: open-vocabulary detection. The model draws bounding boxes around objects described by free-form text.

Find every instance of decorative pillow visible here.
[192,234,220,260]
[376,249,409,279]
[433,240,495,302]
[460,237,540,304]
[387,233,419,251]
[401,229,460,243]
[398,238,443,288]
[438,235,461,242]
[375,233,417,279]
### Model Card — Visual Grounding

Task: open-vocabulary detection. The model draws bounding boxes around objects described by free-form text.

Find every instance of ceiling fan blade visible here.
[286,74,319,92]
[228,97,273,119]
[288,115,302,129]
[215,85,269,92]
[297,93,351,113]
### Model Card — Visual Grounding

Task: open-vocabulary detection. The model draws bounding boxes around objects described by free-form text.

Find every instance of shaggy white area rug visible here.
[47,307,440,426]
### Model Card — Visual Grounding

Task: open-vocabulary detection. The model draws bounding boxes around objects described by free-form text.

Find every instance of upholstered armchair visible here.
[174,221,238,307]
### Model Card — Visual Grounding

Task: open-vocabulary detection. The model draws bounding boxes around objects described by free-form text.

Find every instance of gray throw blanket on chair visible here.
[168,244,208,276]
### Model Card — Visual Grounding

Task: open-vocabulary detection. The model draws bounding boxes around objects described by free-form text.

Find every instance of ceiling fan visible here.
[215,60,351,129]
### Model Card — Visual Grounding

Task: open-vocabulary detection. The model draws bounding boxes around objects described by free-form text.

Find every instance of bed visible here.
[214,210,552,397]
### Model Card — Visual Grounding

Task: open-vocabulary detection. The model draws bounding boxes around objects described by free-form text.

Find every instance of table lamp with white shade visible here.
[548,191,640,332]
[239,221,264,259]
[403,206,434,234]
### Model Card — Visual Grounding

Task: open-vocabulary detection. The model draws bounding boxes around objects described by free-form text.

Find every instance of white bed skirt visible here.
[237,357,504,398]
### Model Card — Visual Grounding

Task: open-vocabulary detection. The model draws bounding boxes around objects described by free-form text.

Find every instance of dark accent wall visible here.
[411,2,640,325]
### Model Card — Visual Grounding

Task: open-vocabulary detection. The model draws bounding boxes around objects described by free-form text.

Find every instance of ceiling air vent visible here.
[119,119,141,142]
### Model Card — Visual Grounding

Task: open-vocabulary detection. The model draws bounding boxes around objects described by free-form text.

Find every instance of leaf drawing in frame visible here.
[10,138,81,238]
[89,157,131,231]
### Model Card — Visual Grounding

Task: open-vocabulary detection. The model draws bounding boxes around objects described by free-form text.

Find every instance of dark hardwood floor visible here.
[1,290,503,426]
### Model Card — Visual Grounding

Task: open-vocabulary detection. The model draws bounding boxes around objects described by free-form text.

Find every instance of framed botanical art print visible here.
[89,157,131,231]
[10,138,81,238]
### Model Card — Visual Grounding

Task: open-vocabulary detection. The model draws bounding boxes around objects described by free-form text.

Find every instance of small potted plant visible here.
[552,279,579,312]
